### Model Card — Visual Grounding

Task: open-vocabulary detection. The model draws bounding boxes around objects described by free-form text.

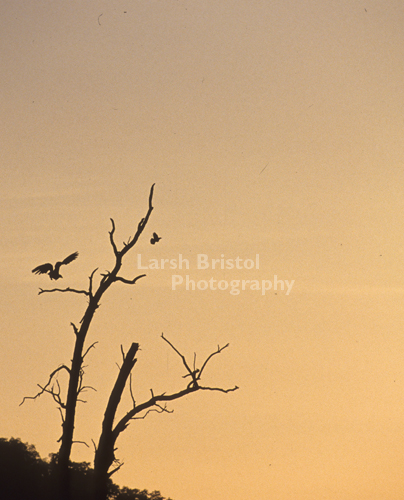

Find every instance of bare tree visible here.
[93,336,237,500]
[23,185,154,499]
[23,184,238,500]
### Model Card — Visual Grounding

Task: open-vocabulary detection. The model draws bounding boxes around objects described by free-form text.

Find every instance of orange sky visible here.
[2,1,404,499]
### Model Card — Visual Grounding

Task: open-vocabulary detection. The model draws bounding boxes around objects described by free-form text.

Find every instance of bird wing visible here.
[54,252,79,274]
[32,263,53,275]
[61,251,79,266]
[152,232,158,239]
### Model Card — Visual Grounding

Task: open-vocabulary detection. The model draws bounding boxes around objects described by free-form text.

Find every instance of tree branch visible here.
[198,343,230,380]
[76,366,97,401]
[112,336,238,438]
[129,372,136,407]
[38,287,90,296]
[83,341,98,360]
[132,404,173,420]
[88,268,98,297]
[109,219,119,257]
[119,184,155,258]
[93,332,237,493]
[107,184,155,260]
[57,407,65,425]
[198,385,239,393]
[72,440,90,448]
[113,274,146,285]
[107,461,124,478]
[20,365,71,406]
[161,333,194,378]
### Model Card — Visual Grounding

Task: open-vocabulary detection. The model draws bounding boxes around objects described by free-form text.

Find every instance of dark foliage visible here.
[0,437,49,500]
[0,438,172,500]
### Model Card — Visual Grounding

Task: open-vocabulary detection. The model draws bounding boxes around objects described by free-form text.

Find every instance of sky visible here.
[2,0,404,499]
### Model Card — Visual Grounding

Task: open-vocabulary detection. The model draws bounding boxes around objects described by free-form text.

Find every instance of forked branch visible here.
[112,335,238,438]
[93,335,237,491]
[108,183,155,259]
[161,333,234,387]
[20,364,71,406]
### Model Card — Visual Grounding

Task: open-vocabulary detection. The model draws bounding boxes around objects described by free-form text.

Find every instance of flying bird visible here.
[150,232,162,245]
[32,252,79,280]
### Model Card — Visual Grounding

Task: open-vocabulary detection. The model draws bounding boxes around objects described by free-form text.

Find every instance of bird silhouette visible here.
[32,252,79,280]
[150,232,162,245]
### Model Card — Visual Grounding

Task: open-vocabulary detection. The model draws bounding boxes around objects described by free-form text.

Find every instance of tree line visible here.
[0,437,171,500]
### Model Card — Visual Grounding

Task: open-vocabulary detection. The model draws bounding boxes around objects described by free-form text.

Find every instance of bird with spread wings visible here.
[32,252,79,280]
[150,232,162,244]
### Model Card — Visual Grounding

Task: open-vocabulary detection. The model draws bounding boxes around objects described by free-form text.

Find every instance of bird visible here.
[32,252,79,280]
[150,232,162,245]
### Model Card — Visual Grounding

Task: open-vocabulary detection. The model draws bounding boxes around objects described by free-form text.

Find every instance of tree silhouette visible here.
[0,437,49,500]
[22,184,238,500]
[93,337,237,500]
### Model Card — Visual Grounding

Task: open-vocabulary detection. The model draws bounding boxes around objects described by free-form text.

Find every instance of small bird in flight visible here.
[32,252,79,280]
[150,232,162,245]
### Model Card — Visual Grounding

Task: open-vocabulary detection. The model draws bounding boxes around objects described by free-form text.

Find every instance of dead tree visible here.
[23,183,238,500]
[93,336,238,500]
[23,185,155,500]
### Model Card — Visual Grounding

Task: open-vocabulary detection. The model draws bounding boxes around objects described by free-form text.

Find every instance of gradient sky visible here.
[2,1,404,499]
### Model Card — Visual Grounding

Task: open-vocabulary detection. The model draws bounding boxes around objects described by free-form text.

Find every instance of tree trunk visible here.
[93,343,139,500]
[57,296,103,500]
